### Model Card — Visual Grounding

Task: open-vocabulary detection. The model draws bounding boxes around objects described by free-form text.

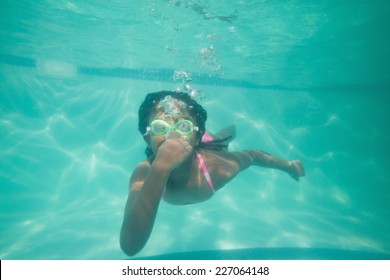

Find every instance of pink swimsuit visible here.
[161,151,215,200]
[198,133,215,191]
[196,152,215,192]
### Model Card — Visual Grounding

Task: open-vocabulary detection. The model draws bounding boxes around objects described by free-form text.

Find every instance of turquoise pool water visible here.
[1,0,389,260]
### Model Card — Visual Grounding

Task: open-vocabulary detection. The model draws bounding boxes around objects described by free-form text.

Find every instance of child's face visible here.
[144,100,198,156]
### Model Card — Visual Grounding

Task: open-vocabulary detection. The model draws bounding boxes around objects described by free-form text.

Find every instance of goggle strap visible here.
[143,127,151,136]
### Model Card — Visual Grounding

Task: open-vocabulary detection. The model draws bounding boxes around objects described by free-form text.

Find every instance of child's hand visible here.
[155,136,193,170]
[288,160,305,181]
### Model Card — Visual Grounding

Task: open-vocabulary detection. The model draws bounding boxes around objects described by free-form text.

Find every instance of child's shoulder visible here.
[128,160,152,191]
[131,160,151,179]
[136,159,152,170]
[197,148,229,158]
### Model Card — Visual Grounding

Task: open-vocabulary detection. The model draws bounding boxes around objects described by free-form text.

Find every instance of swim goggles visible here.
[144,119,198,136]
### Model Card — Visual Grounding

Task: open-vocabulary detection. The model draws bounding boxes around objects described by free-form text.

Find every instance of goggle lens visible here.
[151,120,170,135]
[175,120,193,135]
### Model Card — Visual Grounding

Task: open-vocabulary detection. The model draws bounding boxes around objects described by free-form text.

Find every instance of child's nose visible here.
[170,130,181,138]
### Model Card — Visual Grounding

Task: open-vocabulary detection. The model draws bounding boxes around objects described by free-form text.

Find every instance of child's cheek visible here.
[150,137,164,152]
[188,135,197,147]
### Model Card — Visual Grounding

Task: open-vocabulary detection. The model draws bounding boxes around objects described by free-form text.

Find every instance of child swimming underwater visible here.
[120,90,305,256]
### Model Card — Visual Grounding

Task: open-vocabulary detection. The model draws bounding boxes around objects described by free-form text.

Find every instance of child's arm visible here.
[119,160,167,256]
[120,136,193,256]
[211,149,305,189]
[249,150,305,181]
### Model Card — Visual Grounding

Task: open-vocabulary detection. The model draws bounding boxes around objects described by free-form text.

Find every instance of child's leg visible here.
[204,125,236,151]
[212,125,236,141]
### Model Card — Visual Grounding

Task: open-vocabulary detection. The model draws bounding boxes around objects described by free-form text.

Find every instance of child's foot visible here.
[288,160,305,181]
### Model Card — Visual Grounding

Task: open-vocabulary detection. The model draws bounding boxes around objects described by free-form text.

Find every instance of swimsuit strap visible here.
[162,152,215,201]
[196,152,215,192]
